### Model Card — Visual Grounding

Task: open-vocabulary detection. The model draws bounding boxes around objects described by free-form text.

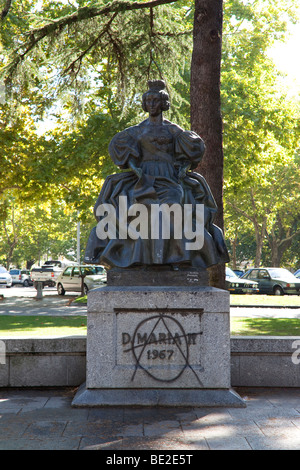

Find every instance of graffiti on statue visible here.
[120,312,204,385]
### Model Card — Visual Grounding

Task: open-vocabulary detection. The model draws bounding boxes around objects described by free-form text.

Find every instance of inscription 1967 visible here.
[120,313,203,384]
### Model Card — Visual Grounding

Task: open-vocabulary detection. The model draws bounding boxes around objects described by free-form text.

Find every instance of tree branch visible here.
[153,29,192,37]
[1,0,12,20]
[3,0,179,80]
[0,185,21,195]
[227,200,255,223]
[63,11,119,77]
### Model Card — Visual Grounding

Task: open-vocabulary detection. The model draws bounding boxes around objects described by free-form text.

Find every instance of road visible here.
[230,306,300,318]
[0,285,300,317]
[0,285,61,298]
[0,285,87,316]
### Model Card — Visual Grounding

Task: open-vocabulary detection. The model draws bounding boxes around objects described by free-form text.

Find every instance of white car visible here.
[57,265,107,295]
[0,266,12,288]
[9,269,33,286]
[225,267,259,294]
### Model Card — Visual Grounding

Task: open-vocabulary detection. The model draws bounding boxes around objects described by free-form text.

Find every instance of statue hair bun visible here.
[147,80,166,91]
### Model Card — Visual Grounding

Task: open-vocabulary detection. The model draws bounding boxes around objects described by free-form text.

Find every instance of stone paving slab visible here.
[0,387,299,450]
[0,437,81,450]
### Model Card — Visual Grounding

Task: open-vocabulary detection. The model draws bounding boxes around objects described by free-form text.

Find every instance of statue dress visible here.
[84,117,229,269]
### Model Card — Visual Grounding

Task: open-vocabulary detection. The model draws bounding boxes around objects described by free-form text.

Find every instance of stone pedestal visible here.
[72,277,245,407]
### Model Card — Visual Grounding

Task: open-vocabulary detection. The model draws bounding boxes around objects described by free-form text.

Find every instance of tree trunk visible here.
[1,0,12,20]
[269,229,280,267]
[26,260,35,270]
[253,216,267,267]
[231,234,238,270]
[190,0,225,288]
[3,218,18,270]
[254,233,264,268]
[5,240,17,270]
[267,225,299,267]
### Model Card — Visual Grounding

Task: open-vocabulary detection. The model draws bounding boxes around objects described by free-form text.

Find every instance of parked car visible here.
[242,268,300,295]
[232,269,245,277]
[225,267,259,294]
[9,269,33,287]
[57,265,107,295]
[0,266,12,288]
[31,259,76,288]
[294,269,300,279]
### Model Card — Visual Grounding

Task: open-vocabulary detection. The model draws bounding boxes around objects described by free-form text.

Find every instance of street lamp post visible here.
[77,211,80,265]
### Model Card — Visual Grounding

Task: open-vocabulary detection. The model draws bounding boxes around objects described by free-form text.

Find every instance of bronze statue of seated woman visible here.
[84,80,229,270]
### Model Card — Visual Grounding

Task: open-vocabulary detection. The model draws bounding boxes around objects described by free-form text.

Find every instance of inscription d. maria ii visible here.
[120,313,203,384]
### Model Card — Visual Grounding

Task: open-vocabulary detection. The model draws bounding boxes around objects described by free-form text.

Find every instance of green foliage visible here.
[0,106,35,197]
[0,195,92,267]
[222,0,300,268]
[1,0,192,122]
[0,1,194,270]
[0,0,299,269]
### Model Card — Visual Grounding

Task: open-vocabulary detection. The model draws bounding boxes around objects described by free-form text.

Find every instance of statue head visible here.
[142,80,170,113]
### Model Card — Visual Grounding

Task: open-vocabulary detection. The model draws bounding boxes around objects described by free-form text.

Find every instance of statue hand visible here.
[178,167,187,180]
[135,167,143,179]
[178,163,191,181]
[128,158,143,179]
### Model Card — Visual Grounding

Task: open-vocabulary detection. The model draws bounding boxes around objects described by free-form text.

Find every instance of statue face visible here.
[144,92,162,116]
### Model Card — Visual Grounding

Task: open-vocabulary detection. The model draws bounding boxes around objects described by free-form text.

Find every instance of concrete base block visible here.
[72,383,246,408]
[74,284,245,408]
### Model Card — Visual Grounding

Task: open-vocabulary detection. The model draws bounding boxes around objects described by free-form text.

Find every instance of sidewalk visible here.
[0,292,87,316]
[0,387,299,450]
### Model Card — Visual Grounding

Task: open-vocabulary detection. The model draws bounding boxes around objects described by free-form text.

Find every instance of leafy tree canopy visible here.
[0,0,299,268]
[1,0,193,124]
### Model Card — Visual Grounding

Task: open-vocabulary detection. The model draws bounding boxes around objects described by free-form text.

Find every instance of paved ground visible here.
[0,387,299,450]
[1,286,300,318]
[0,286,86,316]
[230,306,300,318]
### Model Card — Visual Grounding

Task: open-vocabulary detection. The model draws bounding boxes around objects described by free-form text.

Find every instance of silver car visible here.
[0,266,12,288]
[57,265,107,295]
[9,269,33,286]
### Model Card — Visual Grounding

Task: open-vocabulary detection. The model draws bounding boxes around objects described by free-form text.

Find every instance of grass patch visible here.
[230,294,300,307]
[0,316,87,337]
[0,311,299,338]
[74,296,87,304]
[231,317,300,336]
[74,294,300,307]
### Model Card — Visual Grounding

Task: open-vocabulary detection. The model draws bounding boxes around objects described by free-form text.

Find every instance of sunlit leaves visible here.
[1,0,192,122]
[222,0,300,267]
